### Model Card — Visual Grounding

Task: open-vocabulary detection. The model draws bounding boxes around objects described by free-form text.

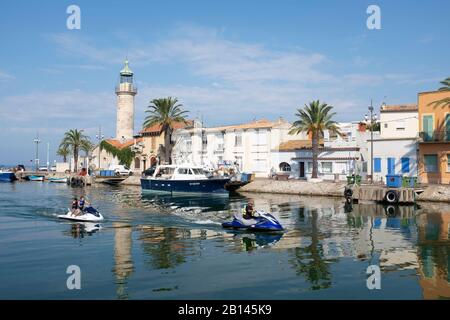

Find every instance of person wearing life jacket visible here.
[242,200,256,219]
[78,196,86,213]
[71,197,80,216]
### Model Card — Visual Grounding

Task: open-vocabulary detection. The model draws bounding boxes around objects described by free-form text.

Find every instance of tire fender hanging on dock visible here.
[385,190,399,204]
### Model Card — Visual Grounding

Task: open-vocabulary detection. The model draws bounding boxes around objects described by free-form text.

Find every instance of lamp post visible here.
[33,134,41,172]
[95,126,104,170]
[365,100,378,184]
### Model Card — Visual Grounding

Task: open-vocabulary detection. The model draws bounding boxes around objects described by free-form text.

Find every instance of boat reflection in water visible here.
[63,222,102,239]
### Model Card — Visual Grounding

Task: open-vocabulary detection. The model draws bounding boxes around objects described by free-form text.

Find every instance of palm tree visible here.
[429,77,450,108]
[143,97,189,164]
[56,144,71,163]
[59,129,91,172]
[289,100,341,179]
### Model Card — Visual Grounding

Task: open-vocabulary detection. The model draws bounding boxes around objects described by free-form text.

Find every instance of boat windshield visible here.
[191,168,204,175]
[155,167,175,178]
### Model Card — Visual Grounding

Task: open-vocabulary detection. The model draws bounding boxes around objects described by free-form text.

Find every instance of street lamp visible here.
[33,134,41,172]
[364,100,378,184]
[95,126,104,170]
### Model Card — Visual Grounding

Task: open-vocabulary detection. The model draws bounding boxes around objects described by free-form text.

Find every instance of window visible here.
[307,162,313,173]
[384,123,388,128]
[447,154,450,172]
[235,134,242,147]
[279,162,291,172]
[151,137,156,150]
[178,168,189,174]
[424,154,438,173]
[396,127,405,131]
[321,162,332,173]
[401,157,410,173]
[423,115,433,141]
[446,114,450,141]
[374,158,381,173]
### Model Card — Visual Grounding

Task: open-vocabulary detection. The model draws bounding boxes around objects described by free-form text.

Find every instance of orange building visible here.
[418,90,450,184]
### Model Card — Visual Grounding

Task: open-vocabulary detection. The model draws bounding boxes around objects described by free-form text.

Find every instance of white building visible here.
[368,104,418,183]
[172,118,292,177]
[270,122,370,180]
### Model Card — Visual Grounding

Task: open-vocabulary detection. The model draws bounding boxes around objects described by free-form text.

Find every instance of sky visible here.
[0,0,449,165]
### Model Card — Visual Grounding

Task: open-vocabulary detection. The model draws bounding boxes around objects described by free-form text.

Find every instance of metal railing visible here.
[419,131,450,142]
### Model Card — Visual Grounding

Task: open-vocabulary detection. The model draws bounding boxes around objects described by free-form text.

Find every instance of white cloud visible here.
[0,71,15,81]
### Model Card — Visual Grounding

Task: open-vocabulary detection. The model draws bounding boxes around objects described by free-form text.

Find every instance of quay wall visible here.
[239,179,450,203]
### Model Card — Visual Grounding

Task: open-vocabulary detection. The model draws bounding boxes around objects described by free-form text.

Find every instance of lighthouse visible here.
[115,59,137,141]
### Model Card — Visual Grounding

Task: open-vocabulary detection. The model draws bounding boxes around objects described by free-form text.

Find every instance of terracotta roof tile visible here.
[205,118,287,132]
[140,120,193,134]
[104,137,143,150]
[380,104,417,112]
[276,140,313,151]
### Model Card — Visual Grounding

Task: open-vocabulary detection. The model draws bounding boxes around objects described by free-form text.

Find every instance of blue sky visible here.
[0,0,449,164]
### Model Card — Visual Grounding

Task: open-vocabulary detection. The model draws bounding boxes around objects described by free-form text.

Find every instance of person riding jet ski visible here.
[243,200,257,219]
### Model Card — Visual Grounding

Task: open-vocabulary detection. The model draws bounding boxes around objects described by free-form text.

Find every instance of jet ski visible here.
[57,206,104,222]
[222,210,284,232]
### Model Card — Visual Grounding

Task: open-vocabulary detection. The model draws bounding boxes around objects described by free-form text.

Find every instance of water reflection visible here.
[112,223,134,300]
[63,222,102,239]
[416,206,450,299]
[49,184,450,299]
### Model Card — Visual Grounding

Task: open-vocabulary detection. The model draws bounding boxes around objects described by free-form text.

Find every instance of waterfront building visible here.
[171,118,292,177]
[270,122,370,180]
[367,104,419,183]
[417,90,450,184]
[135,121,193,171]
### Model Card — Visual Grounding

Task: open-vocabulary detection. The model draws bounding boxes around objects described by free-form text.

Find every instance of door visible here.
[387,158,395,175]
[299,162,305,178]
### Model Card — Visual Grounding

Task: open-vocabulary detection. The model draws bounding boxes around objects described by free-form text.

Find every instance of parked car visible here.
[109,165,133,176]
[16,164,26,172]
[38,166,48,172]
[50,166,57,172]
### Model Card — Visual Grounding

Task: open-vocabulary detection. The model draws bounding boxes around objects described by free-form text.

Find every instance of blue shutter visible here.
[401,157,410,173]
[387,158,395,175]
[374,158,381,173]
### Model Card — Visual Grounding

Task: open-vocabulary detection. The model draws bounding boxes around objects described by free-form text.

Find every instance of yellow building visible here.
[137,121,192,170]
[418,90,450,184]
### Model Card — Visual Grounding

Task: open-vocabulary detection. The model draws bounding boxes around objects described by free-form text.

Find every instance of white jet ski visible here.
[58,206,104,222]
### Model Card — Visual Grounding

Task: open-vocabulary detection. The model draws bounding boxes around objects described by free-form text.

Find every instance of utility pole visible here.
[365,100,377,184]
[46,142,50,171]
[33,134,41,172]
[95,126,104,169]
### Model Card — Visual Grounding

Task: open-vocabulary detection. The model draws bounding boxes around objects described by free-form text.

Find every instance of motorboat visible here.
[141,164,230,195]
[0,170,16,182]
[57,206,104,222]
[222,210,284,232]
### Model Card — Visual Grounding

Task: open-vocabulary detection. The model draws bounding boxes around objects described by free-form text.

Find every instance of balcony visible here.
[419,131,450,143]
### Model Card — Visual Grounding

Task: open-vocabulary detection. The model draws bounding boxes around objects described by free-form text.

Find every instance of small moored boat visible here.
[29,175,45,181]
[48,177,68,183]
[140,164,230,195]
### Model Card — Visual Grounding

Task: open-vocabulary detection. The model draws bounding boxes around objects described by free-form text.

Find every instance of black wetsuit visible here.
[243,206,254,219]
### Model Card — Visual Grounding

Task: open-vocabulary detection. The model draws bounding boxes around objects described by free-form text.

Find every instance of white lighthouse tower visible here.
[115,59,137,141]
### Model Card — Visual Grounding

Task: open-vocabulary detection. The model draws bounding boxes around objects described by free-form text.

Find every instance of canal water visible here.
[1,182,450,299]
